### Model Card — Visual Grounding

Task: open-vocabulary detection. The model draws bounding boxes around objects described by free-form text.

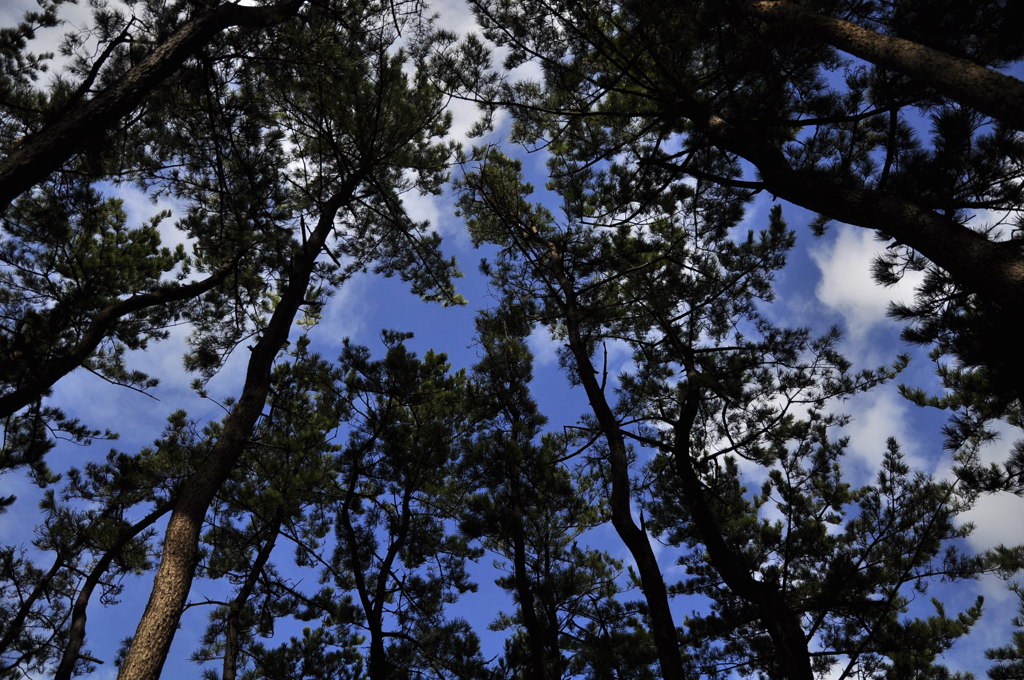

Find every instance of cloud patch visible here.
[810,225,924,340]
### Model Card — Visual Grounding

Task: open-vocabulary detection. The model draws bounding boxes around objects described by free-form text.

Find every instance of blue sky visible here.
[2,0,1024,677]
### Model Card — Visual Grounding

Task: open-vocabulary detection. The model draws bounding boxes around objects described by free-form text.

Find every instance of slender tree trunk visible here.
[54,502,173,680]
[530,237,685,680]
[749,0,1024,129]
[669,378,813,680]
[508,480,549,680]
[0,0,303,209]
[0,258,236,419]
[366,490,413,680]
[222,519,281,680]
[116,180,359,680]
[563,327,685,680]
[338,471,403,680]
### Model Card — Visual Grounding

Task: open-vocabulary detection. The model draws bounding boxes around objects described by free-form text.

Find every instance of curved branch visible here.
[681,107,1024,308]
[670,377,813,680]
[0,256,239,419]
[53,499,174,680]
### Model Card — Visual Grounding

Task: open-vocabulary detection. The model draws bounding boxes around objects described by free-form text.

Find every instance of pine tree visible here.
[986,585,1024,680]
[111,2,462,677]
[0,0,302,429]
[327,334,485,680]
[457,142,998,679]
[464,304,657,680]
[446,0,1024,445]
[0,410,207,679]
[189,340,347,680]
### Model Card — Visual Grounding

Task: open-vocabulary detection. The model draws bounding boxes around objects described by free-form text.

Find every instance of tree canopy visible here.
[1,1,1022,679]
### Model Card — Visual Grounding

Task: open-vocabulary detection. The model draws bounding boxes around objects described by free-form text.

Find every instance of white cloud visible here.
[313,271,374,351]
[960,492,1024,551]
[840,387,929,481]
[113,183,194,256]
[426,0,480,36]
[526,324,561,366]
[400,181,444,232]
[810,225,924,340]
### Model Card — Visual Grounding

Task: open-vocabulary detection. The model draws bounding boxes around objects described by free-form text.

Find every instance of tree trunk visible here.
[222,519,281,680]
[508,480,549,680]
[749,0,1024,129]
[563,326,685,680]
[116,180,358,680]
[0,0,303,209]
[669,378,813,680]
[531,236,686,680]
[682,106,1024,310]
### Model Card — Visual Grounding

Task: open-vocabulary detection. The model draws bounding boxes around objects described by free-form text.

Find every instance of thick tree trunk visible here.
[54,502,173,680]
[0,258,236,419]
[115,182,357,680]
[749,0,1024,130]
[0,0,303,209]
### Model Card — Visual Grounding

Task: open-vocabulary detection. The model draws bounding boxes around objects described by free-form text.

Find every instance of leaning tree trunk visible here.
[669,373,813,680]
[116,178,359,680]
[748,0,1024,130]
[669,100,1024,312]
[561,318,686,680]
[528,233,686,680]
